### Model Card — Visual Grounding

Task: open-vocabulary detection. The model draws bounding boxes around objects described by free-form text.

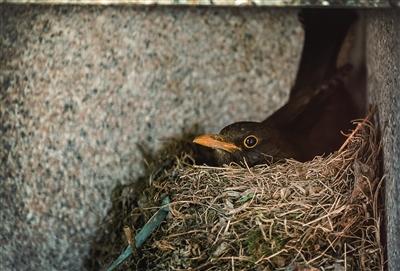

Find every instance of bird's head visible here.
[193,121,297,166]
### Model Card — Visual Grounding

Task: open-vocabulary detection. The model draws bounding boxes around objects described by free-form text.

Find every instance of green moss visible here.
[245,228,288,266]
[239,193,254,203]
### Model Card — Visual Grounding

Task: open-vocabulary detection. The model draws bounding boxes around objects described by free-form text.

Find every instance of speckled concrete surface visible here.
[366,10,400,271]
[0,0,392,7]
[0,6,303,270]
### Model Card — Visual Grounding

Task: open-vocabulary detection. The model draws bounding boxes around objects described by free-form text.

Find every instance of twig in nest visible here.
[338,108,375,153]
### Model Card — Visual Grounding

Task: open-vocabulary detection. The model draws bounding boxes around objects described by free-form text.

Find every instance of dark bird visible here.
[192,10,364,166]
[193,65,355,166]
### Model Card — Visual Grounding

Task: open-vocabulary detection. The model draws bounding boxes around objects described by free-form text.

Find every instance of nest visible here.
[122,115,384,271]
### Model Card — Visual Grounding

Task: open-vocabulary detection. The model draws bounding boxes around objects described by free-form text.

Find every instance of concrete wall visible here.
[366,10,400,271]
[0,5,303,270]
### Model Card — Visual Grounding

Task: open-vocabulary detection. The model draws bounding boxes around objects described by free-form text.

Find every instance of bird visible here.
[191,10,363,167]
[192,64,355,167]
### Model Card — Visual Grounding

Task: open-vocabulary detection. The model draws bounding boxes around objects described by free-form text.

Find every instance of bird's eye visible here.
[244,135,258,148]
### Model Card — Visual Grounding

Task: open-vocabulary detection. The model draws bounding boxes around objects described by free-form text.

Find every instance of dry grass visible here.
[126,115,384,271]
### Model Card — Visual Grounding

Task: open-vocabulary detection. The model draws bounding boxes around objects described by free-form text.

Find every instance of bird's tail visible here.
[314,63,353,97]
[265,64,353,127]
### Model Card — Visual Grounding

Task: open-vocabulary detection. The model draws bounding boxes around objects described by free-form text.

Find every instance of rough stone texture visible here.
[366,10,400,271]
[0,5,303,270]
[0,0,392,7]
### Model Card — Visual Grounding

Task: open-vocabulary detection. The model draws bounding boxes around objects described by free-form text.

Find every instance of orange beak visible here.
[193,134,241,153]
